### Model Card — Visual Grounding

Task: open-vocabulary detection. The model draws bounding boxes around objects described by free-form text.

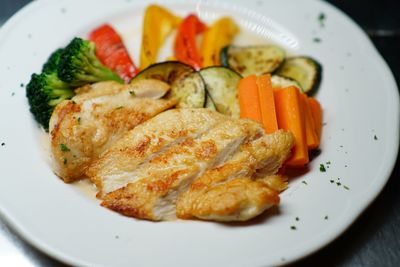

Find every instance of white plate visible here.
[0,0,398,266]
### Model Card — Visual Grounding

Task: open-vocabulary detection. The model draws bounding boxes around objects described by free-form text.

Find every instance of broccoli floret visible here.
[42,48,64,74]
[26,72,74,131]
[58,37,122,86]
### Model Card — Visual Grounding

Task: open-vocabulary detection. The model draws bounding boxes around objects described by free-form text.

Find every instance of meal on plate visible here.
[25,4,323,222]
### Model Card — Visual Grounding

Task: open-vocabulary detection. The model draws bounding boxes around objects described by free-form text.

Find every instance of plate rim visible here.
[0,0,399,266]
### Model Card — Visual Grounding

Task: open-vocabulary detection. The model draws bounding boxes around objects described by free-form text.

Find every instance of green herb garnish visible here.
[318,12,326,27]
[60,143,70,152]
[320,164,326,172]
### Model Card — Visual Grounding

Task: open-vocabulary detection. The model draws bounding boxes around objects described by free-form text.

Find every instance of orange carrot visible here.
[238,75,262,124]
[257,74,278,134]
[308,98,323,142]
[274,87,309,166]
[300,94,319,149]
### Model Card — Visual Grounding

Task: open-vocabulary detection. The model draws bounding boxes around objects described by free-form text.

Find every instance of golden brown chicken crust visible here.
[100,118,265,221]
[49,81,177,183]
[176,178,280,221]
[86,109,230,197]
[175,131,293,221]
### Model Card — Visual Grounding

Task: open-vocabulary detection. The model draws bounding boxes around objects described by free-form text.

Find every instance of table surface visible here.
[0,0,399,266]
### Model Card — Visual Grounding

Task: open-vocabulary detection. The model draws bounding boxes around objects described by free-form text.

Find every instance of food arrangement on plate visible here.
[26,4,323,222]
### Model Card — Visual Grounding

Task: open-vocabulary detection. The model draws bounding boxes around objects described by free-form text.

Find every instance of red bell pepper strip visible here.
[174,14,207,70]
[89,24,139,83]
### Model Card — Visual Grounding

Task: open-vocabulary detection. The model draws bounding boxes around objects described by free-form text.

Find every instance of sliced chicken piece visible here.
[177,177,280,222]
[100,118,265,220]
[176,130,294,221]
[49,81,177,183]
[87,109,231,197]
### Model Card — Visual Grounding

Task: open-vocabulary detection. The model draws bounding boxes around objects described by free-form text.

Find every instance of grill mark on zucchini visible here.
[200,67,242,118]
[220,45,285,77]
[275,56,322,95]
[130,61,206,108]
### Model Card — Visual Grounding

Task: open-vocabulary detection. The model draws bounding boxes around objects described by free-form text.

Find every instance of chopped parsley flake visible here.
[11,92,15,96]
[324,215,328,220]
[313,37,321,43]
[320,164,326,172]
[1,142,5,146]
[20,83,24,88]
[129,90,136,96]
[343,185,350,190]
[115,235,119,239]
[290,226,297,230]
[330,180,334,183]
[318,12,326,27]
[60,144,70,152]
[295,217,299,221]
[336,182,342,186]
[77,117,81,123]
[302,181,308,185]
[374,135,378,140]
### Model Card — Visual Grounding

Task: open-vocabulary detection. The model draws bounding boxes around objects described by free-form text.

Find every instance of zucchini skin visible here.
[199,66,242,118]
[220,45,285,77]
[131,61,206,108]
[275,56,322,96]
[130,61,194,85]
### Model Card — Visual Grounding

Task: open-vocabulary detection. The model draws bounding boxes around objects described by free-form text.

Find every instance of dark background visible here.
[0,0,399,266]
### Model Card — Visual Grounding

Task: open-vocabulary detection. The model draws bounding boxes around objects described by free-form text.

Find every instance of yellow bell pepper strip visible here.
[174,14,207,70]
[200,17,239,67]
[140,5,181,69]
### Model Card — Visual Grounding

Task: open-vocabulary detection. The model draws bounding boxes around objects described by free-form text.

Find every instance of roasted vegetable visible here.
[131,61,193,85]
[89,24,139,83]
[26,73,74,130]
[42,48,64,74]
[275,56,322,95]
[199,66,242,118]
[204,94,217,111]
[174,14,207,70]
[131,61,205,108]
[140,5,181,69]
[201,17,239,67]
[167,71,206,108]
[271,75,302,91]
[57,37,123,86]
[220,45,285,77]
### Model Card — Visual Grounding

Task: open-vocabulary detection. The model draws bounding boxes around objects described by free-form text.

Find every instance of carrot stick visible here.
[89,24,138,83]
[274,86,309,166]
[300,94,319,149]
[256,74,278,134]
[308,97,323,143]
[238,75,262,124]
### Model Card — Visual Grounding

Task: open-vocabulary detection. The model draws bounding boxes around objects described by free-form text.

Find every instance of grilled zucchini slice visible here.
[275,56,322,95]
[271,75,302,91]
[167,71,206,108]
[204,94,217,111]
[130,61,193,85]
[220,45,285,76]
[199,67,242,118]
[131,61,205,108]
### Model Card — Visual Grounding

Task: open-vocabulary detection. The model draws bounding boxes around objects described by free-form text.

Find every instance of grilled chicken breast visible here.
[176,132,294,221]
[87,109,294,221]
[49,81,176,183]
[87,109,229,197]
